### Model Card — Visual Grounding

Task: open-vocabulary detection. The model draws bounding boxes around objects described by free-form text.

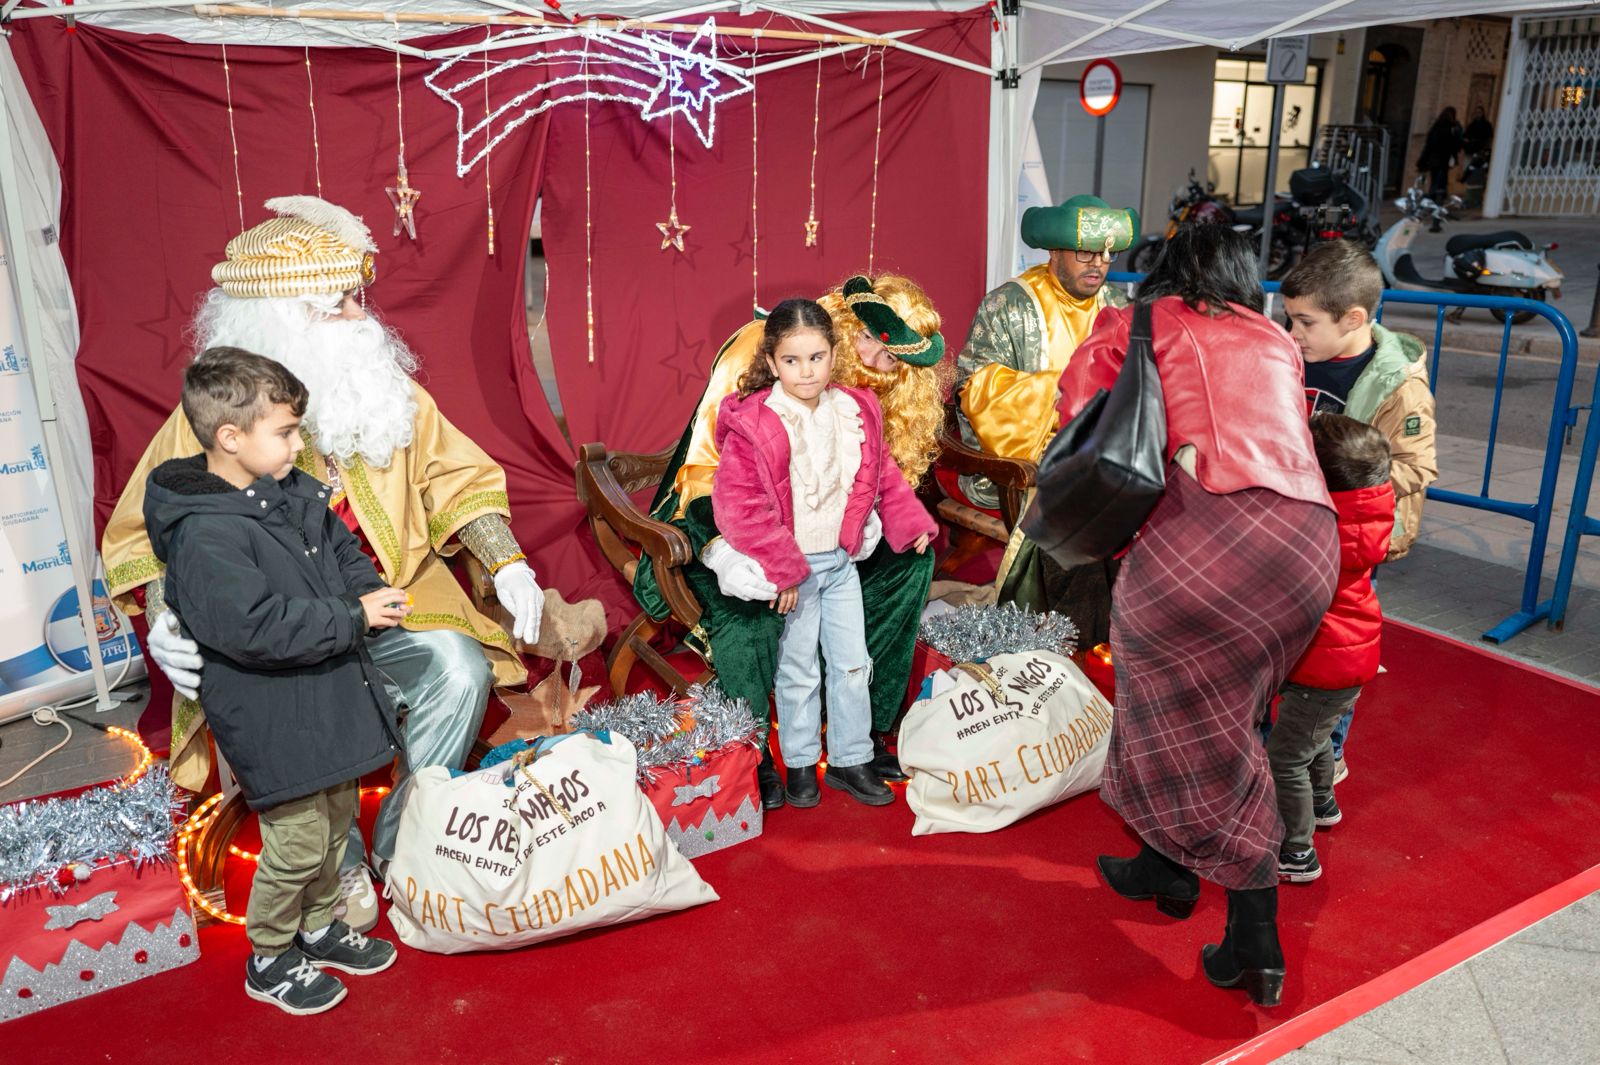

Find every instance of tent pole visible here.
[0,70,115,712]
[1482,16,1526,220]
[1259,84,1285,283]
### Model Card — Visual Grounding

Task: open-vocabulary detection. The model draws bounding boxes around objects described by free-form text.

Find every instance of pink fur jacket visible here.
[712,384,938,590]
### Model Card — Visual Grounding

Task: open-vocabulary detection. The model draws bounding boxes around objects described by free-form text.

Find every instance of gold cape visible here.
[102,383,529,787]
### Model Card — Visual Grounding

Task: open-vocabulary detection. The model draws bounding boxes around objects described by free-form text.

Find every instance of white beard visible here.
[191,290,419,468]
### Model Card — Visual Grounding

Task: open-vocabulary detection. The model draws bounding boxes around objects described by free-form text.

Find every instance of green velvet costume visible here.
[632,327,935,733]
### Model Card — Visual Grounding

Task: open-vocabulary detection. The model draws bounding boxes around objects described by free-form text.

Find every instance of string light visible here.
[804,47,822,248]
[483,27,496,255]
[583,34,596,365]
[750,31,759,314]
[655,104,690,252]
[106,727,154,791]
[387,49,422,240]
[304,46,324,198]
[221,44,245,234]
[227,788,390,864]
[869,46,885,276]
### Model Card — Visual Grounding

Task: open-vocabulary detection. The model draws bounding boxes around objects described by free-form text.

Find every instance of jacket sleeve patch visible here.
[1404,414,1422,436]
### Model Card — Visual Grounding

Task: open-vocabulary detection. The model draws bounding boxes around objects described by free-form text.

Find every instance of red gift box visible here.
[904,640,957,710]
[640,742,762,859]
[1,856,200,1022]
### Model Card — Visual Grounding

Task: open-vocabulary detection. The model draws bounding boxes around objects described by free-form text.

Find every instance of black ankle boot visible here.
[824,762,895,806]
[786,763,820,808]
[1202,886,1285,1007]
[871,731,909,783]
[1096,843,1200,918]
[757,746,786,811]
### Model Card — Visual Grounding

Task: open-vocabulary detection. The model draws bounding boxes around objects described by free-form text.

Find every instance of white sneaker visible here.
[334,865,380,934]
[1332,757,1349,786]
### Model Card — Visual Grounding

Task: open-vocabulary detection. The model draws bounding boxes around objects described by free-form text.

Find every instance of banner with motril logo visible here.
[0,251,142,718]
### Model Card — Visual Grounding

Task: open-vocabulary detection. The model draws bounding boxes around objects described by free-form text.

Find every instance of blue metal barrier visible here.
[1106,272,1581,644]
[1546,369,1600,631]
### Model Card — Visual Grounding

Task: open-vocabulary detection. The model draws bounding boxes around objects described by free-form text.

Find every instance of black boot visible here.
[1202,886,1285,1007]
[823,762,895,806]
[1096,843,1200,919]
[786,763,821,808]
[757,745,786,811]
[871,731,909,783]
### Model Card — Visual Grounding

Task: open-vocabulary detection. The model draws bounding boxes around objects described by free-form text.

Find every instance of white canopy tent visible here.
[1,0,1592,709]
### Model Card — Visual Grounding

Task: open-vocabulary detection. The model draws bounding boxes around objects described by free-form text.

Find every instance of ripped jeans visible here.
[774,548,873,769]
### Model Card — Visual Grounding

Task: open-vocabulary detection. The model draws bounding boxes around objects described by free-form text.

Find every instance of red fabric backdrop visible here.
[7,13,989,624]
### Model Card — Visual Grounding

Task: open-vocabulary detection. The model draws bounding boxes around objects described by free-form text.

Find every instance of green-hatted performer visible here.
[634,275,951,809]
[954,194,1137,644]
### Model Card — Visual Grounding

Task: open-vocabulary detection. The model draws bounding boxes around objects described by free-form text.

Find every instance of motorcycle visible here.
[1127,169,1297,279]
[1286,165,1380,250]
[1374,181,1564,324]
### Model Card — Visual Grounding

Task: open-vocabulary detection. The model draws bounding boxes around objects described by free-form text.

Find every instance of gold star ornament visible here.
[804,217,820,247]
[657,208,691,253]
[385,155,422,240]
[486,666,600,747]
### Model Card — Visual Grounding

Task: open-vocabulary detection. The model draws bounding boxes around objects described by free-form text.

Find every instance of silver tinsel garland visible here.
[919,602,1080,663]
[571,683,761,785]
[0,766,182,901]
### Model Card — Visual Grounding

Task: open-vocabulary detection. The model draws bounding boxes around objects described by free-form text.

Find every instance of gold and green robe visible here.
[102,383,528,786]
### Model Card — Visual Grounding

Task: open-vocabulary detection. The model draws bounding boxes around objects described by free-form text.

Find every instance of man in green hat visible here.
[954,193,1138,643]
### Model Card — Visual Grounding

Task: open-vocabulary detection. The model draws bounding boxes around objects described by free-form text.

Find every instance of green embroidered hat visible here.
[841,275,946,367]
[1020,193,1140,253]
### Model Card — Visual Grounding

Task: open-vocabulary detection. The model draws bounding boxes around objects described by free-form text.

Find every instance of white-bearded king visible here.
[102,196,542,930]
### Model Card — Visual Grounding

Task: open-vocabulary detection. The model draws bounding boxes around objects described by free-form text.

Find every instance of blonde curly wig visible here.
[819,274,952,486]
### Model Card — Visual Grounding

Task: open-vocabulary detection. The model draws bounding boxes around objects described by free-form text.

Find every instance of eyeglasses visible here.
[1071,249,1115,264]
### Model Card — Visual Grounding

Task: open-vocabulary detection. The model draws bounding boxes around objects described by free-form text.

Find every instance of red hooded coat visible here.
[1288,482,1396,690]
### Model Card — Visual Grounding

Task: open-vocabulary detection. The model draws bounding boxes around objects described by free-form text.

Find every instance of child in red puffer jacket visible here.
[1269,413,1395,884]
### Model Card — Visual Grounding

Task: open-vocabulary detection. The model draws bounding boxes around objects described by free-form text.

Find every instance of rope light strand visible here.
[869,46,885,276]
[750,32,760,314]
[221,44,245,233]
[804,46,822,247]
[303,46,324,197]
[583,35,596,364]
[483,27,496,255]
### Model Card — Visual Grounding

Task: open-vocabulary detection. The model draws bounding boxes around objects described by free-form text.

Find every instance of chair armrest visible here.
[576,443,695,573]
[937,430,1038,491]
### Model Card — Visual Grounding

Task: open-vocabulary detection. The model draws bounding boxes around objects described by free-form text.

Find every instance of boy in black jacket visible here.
[145,348,407,1015]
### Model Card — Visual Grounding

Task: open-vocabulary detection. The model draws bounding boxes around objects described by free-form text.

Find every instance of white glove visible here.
[492,561,544,644]
[147,611,202,701]
[852,510,883,562]
[702,539,778,602]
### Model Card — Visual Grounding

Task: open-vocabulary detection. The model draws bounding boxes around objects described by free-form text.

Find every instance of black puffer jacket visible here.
[145,456,403,810]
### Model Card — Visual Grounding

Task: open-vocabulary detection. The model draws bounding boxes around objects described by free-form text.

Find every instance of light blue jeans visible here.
[774,549,873,769]
[342,627,492,870]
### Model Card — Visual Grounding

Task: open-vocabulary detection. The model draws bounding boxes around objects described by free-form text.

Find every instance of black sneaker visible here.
[243,946,347,1015]
[295,919,398,975]
[1313,795,1343,828]
[1278,848,1322,883]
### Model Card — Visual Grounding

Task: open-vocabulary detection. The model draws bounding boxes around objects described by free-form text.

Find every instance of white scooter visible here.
[1374,182,1564,324]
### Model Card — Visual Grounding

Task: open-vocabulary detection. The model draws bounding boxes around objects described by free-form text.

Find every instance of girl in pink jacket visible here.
[712,298,938,809]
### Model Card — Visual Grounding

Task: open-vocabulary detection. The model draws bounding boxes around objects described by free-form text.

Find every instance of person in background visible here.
[1417,108,1464,225]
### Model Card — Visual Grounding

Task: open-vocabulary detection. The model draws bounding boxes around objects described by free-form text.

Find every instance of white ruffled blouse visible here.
[764,383,865,555]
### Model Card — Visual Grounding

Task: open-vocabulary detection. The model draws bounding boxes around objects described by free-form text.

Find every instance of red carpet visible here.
[9,621,1600,1063]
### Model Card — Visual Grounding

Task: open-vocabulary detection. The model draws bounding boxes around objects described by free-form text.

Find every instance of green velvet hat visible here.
[1020,193,1140,253]
[841,276,945,367]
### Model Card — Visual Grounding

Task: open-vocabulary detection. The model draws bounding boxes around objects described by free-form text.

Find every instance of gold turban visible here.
[211,195,378,298]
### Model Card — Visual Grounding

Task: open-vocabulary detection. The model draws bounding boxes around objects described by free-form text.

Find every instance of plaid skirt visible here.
[1102,469,1338,890]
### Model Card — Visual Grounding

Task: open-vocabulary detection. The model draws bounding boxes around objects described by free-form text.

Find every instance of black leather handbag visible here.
[1021,300,1167,569]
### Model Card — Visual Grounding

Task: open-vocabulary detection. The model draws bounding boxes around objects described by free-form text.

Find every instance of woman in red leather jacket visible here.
[1057,225,1338,1007]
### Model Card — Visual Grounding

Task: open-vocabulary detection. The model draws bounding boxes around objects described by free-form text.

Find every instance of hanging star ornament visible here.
[657,207,691,252]
[487,666,601,747]
[804,217,820,247]
[385,155,423,240]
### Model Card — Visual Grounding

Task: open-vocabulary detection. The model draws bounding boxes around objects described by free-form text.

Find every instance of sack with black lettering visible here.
[899,651,1114,836]
[384,732,718,954]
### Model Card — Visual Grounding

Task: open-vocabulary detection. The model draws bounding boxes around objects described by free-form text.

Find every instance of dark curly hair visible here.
[737,298,837,397]
[1139,223,1265,316]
